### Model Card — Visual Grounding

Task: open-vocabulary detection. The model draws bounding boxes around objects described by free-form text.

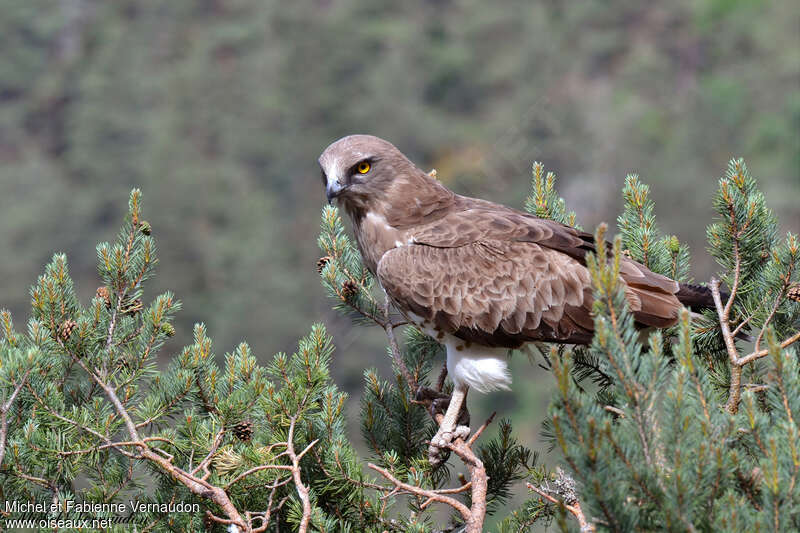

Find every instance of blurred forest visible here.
[1,0,798,508]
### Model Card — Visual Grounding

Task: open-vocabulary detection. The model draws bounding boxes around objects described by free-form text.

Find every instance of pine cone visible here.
[788,284,800,303]
[96,286,111,308]
[139,220,152,235]
[232,420,254,442]
[58,319,77,341]
[316,256,332,274]
[341,280,358,300]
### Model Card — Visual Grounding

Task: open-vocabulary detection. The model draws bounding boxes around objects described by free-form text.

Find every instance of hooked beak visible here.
[326,180,344,205]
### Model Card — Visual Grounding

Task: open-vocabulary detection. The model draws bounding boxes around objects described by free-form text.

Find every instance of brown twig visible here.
[467,411,497,446]
[376,290,495,531]
[753,282,791,353]
[191,428,225,480]
[419,481,473,510]
[286,416,315,533]
[737,330,800,366]
[710,278,800,414]
[367,463,472,520]
[710,279,743,413]
[429,410,492,531]
[67,351,250,531]
[526,481,595,532]
[0,369,30,467]
[603,405,626,418]
[382,293,417,392]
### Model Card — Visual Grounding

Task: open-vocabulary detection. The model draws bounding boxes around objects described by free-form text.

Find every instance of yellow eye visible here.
[357,161,371,174]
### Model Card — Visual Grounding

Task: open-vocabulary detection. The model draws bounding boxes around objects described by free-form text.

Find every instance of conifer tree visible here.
[0,191,390,532]
[531,160,799,531]
[1,156,797,532]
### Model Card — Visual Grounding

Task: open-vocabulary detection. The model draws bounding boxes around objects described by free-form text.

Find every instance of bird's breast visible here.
[355,211,412,273]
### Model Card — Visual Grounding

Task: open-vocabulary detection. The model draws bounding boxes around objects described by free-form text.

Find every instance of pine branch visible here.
[525,162,578,227]
[526,468,595,533]
[367,463,472,521]
[710,278,800,414]
[0,368,31,467]
[382,292,417,392]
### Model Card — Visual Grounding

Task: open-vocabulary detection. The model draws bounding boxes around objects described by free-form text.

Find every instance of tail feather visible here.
[675,283,726,310]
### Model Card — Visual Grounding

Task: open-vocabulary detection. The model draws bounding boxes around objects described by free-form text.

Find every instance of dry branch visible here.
[286,416,315,533]
[526,481,595,532]
[0,369,30,467]
[367,463,472,520]
[47,340,320,533]
[710,278,800,414]
[375,298,495,531]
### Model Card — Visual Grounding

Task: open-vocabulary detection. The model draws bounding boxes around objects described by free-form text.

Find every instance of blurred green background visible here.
[1,0,798,521]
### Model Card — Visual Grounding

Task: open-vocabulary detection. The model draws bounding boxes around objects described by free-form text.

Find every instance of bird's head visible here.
[318,135,422,210]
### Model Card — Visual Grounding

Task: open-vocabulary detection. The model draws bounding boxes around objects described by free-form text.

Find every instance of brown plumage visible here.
[318,134,708,462]
[320,135,693,349]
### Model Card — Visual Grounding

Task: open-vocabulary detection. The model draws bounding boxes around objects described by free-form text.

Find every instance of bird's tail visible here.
[675,283,721,310]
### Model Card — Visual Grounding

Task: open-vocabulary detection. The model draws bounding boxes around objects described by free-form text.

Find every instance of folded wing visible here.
[378,200,682,347]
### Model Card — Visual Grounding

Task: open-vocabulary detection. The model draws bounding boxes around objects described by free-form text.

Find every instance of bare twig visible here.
[737,330,800,366]
[526,481,595,532]
[710,278,800,414]
[753,290,785,353]
[286,416,315,533]
[366,407,494,531]
[226,464,292,489]
[382,293,417,392]
[0,369,30,467]
[435,411,491,531]
[710,279,743,413]
[191,428,225,480]
[603,405,626,418]
[419,481,473,510]
[67,350,250,531]
[376,289,496,531]
[467,411,497,446]
[368,463,472,520]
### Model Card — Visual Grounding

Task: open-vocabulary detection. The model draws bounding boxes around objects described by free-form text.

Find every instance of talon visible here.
[430,397,450,418]
[415,385,448,403]
[428,424,472,465]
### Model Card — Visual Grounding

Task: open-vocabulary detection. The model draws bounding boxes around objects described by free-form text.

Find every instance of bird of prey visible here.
[319,134,717,464]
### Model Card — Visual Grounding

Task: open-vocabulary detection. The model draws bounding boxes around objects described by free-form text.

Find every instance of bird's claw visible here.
[415,386,449,408]
[416,386,471,465]
[427,424,471,466]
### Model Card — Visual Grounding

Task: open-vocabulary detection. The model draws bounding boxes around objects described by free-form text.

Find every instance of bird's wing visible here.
[410,202,596,259]
[377,239,595,347]
[379,202,681,346]
[419,200,680,295]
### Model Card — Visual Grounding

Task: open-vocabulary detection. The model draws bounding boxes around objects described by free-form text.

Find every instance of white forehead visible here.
[319,136,371,184]
[320,137,366,173]
[318,134,403,186]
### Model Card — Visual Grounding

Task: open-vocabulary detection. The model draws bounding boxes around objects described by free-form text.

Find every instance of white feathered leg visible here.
[426,338,511,464]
